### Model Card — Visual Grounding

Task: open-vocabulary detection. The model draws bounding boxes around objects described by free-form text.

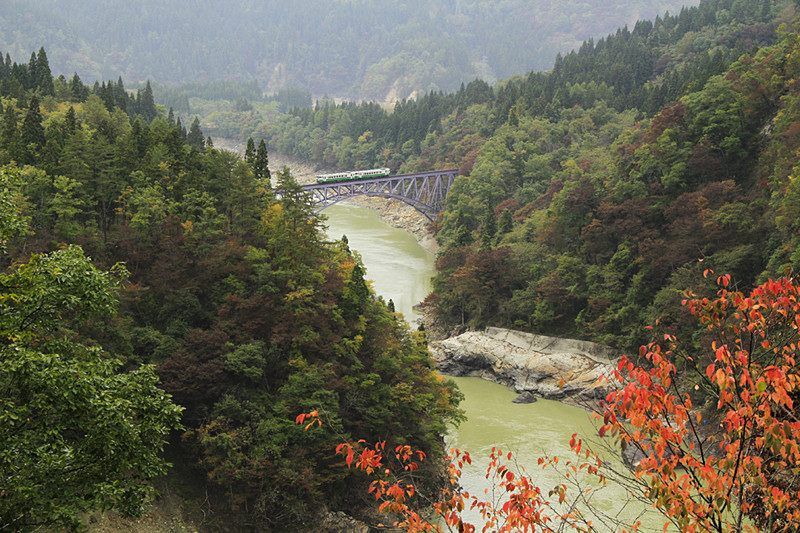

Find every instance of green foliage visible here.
[0,46,461,529]
[432,14,800,351]
[0,193,182,529]
[187,0,785,178]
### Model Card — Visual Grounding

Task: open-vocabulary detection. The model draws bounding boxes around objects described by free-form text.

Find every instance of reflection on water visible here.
[323,202,665,531]
[324,203,434,322]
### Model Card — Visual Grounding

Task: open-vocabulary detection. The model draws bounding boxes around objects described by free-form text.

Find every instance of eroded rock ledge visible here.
[430,327,617,401]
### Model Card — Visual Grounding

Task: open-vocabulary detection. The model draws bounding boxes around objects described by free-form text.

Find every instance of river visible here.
[323,203,667,531]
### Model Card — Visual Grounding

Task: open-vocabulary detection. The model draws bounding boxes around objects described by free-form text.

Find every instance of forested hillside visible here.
[0,48,461,529]
[208,0,798,353]
[0,0,693,101]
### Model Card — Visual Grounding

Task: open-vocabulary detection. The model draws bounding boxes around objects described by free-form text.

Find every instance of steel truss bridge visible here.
[300,169,458,221]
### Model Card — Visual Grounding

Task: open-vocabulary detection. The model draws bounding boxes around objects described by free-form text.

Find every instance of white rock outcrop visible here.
[430,327,616,400]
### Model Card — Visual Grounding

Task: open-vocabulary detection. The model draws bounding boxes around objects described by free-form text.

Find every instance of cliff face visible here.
[430,327,616,401]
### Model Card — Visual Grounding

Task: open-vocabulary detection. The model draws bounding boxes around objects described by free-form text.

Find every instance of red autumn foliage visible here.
[298,275,800,531]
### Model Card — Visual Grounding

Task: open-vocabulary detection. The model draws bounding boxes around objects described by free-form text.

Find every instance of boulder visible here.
[430,327,616,400]
[512,391,538,404]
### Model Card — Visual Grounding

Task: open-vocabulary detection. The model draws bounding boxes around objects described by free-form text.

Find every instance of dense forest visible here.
[0,0,693,101]
[0,47,461,530]
[197,0,798,354]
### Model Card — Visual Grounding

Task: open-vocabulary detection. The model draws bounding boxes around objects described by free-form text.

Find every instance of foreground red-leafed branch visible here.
[297,275,800,532]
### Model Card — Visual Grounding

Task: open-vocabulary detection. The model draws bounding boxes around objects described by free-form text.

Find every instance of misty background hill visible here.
[0,0,695,101]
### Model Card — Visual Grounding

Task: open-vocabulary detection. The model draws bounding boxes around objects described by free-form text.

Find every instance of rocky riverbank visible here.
[430,327,616,403]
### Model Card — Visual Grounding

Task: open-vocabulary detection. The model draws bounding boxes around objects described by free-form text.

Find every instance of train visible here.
[315,168,391,184]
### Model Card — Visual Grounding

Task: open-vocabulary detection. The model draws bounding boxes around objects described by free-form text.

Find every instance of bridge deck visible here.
[300,169,459,191]
[299,169,459,221]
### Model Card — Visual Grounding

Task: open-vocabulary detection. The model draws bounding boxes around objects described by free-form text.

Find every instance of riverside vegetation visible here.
[0,49,461,530]
[189,0,800,353]
[4,0,800,530]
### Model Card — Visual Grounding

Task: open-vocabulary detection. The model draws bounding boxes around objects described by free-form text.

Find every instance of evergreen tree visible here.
[254,139,271,182]
[69,74,87,102]
[64,106,77,135]
[175,117,186,141]
[387,298,396,313]
[205,136,213,148]
[113,77,127,111]
[138,81,156,121]
[36,48,54,95]
[21,95,45,159]
[27,52,37,91]
[167,108,175,125]
[244,137,256,164]
[186,117,205,150]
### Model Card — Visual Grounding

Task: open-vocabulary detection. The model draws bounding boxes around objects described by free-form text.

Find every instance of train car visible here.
[316,168,391,184]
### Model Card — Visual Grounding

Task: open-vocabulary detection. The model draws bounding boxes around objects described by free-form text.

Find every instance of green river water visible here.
[323,203,665,531]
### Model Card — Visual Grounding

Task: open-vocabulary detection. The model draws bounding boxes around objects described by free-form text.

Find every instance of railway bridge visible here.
[299,169,458,221]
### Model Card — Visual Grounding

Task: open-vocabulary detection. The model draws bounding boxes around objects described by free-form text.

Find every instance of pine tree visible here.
[167,108,175,125]
[21,95,45,156]
[244,137,256,164]
[254,139,271,183]
[36,48,54,95]
[69,74,87,102]
[27,52,38,91]
[186,117,205,150]
[114,77,127,111]
[64,106,77,135]
[205,136,213,148]
[138,81,157,122]
[387,299,396,313]
[175,117,187,141]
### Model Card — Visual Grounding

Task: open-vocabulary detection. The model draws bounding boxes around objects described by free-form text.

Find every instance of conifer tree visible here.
[254,139,271,182]
[205,136,213,148]
[138,81,157,121]
[64,106,77,135]
[114,77,127,111]
[186,117,205,150]
[27,52,37,91]
[167,108,175,125]
[36,48,54,95]
[21,95,45,158]
[69,74,86,102]
[244,137,256,164]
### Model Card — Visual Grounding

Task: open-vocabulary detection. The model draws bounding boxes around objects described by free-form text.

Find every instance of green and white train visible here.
[315,167,391,184]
